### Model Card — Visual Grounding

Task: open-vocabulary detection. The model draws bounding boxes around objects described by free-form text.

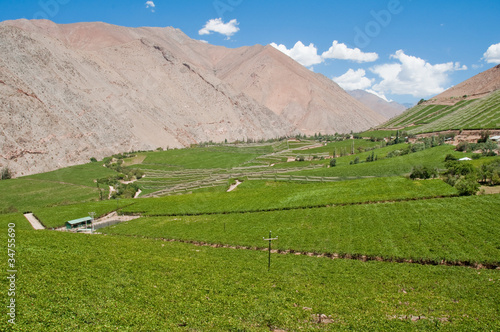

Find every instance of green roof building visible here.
[65,216,92,230]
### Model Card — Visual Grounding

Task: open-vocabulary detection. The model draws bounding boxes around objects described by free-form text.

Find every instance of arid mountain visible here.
[426,64,500,105]
[0,19,384,176]
[347,90,407,120]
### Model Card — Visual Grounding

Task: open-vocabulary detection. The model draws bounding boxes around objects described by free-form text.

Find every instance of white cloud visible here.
[365,89,391,102]
[321,41,378,63]
[370,50,467,97]
[270,41,323,67]
[483,43,500,64]
[332,68,374,91]
[198,18,239,39]
[145,1,155,12]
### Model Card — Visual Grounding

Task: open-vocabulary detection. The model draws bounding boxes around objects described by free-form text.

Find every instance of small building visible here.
[65,216,92,230]
[490,136,500,142]
[459,157,472,161]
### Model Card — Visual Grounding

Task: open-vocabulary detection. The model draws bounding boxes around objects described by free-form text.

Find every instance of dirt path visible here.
[480,185,500,194]
[23,213,45,230]
[227,180,242,192]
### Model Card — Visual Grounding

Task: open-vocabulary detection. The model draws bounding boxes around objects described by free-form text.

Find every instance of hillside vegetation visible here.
[379,90,500,133]
[1,136,499,330]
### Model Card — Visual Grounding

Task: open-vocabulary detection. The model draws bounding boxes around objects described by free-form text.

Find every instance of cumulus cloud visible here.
[483,43,500,64]
[365,89,391,102]
[198,18,239,39]
[145,1,155,12]
[270,41,323,67]
[322,41,378,63]
[370,50,467,97]
[332,68,374,91]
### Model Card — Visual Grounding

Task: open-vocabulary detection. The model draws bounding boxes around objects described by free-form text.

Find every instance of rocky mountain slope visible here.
[425,64,500,105]
[0,19,384,176]
[378,65,500,133]
[347,90,407,119]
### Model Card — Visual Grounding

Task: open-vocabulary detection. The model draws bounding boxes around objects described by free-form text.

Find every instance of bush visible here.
[329,159,336,167]
[455,174,480,196]
[410,166,438,180]
[456,142,469,152]
[296,156,305,162]
[90,157,98,163]
[1,167,12,180]
[444,154,458,162]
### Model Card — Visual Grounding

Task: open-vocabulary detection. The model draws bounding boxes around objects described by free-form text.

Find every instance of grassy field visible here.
[289,145,468,178]
[119,177,458,217]
[0,178,100,213]
[101,195,500,266]
[32,199,135,229]
[141,145,274,169]
[0,227,498,331]
[379,90,500,134]
[1,139,499,330]
[23,161,117,187]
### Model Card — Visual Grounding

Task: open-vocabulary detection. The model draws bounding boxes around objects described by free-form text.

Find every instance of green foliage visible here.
[478,159,500,185]
[24,162,117,187]
[103,195,500,265]
[90,157,97,162]
[409,165,438,180]
[445,154,458,161]
[329,158,336,167]
[456,141,469,152]
[0,178,100,213]
[2,230,499,330]
[381,90,500,133]
[454,174,481,196]
[121,177,457,216]
[1,167,12,180]
[33,199,134,228]
[143,146,271,169]
[444,160,480,196]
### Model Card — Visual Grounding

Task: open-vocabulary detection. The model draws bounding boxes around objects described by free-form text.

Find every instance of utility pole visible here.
[263,231,278,271]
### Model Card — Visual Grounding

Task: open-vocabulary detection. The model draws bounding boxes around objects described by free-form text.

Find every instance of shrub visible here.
[329,159,337,167]
[1,167,12,180]
[456,142,469,152]
[296,156,305,162]
[90,157,98,163]
[444,154,458,162]
[410,166,438,180]
[455,174,480,196]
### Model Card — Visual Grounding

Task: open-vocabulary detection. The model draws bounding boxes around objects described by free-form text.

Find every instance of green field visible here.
[1,138,499,330]
[102,195,500,266]
[1,227,498,331]
[379,90,500,134]
[118,177,458,217]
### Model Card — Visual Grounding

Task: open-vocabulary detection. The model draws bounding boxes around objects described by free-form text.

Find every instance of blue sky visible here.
[1,0,500,104]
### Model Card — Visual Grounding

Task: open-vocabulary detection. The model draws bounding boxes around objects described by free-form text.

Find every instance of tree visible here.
[455,174,480,196]
[329,159,337,167]
[1,167,12,180]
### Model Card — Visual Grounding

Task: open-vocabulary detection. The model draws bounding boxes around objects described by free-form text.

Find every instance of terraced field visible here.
[1,140,499,330]
[380,90,500,134]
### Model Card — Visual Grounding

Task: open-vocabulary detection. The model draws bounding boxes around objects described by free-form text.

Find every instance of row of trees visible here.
[410,155,500,196]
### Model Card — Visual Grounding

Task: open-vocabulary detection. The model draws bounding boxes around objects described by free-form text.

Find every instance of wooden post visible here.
[263,231,278,271]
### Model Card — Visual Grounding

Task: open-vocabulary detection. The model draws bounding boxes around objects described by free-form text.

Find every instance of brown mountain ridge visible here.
[0,19,385,176]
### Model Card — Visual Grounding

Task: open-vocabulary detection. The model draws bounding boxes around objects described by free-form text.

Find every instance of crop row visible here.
[410,90,500,133]
[101,194,500,265]
[1,229,498,330]
[119,177,458,217]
